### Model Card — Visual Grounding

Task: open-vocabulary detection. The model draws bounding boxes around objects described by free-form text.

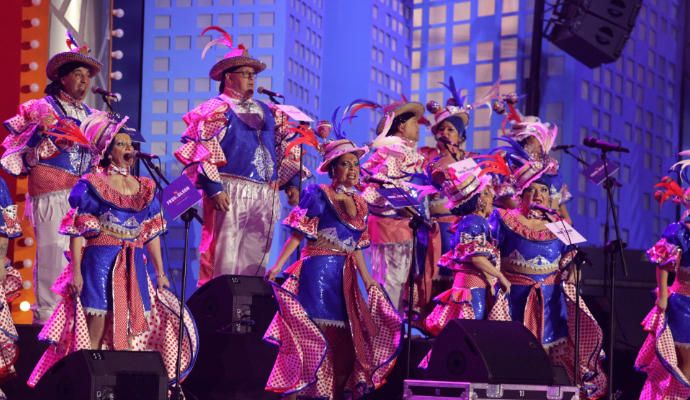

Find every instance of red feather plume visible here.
[284,122,319,157]
[654,176,685,207]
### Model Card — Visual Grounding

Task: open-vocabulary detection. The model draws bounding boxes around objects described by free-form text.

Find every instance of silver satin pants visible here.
[370,241,413,312]
[31,189,71,323]
[201,177,279,281]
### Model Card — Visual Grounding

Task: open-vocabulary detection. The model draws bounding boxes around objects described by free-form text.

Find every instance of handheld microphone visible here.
[551,144,576,151]
[530,203,560,216]
[583,137,629,153]
[362,175,390,186]
[257,86,285,99]
[124,151,159,161]
[91,87,120,101]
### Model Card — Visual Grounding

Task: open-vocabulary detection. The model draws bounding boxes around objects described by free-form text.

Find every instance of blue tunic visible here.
[60,172,166,315]
[198,99,277,196]
[490,208,570,345]
[443,214,499,319]
[284,184,370,326]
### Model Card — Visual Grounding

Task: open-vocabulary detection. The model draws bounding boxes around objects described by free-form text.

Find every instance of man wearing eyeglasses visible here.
[176,41,286,283]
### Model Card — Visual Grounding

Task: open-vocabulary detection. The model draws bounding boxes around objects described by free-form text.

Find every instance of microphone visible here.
[91,86,120,101]
[257,86,285,99]
[551,144,575,151]
[124,151,159,161]
[583,137,629,153]
[530,203,560,216]
[362,175,391,186]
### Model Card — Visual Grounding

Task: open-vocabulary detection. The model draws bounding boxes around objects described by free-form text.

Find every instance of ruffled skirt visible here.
[263,258,402,399]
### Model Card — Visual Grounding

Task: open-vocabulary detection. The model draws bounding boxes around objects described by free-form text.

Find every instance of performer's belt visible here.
[290,245,378,371]
[504,271,559,343]
[88,234,147,350]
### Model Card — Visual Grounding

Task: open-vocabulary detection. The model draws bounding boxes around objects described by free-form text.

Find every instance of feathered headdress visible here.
[654,176,689,208]
[200,26,265,81]
[200,26,244,60]
[46,31,102,81]
[65,31,90,55]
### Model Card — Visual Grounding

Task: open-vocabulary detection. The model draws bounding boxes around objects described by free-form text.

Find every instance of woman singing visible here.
[490,167,606,397]
[29,113,198,387]
[264,139,401,400]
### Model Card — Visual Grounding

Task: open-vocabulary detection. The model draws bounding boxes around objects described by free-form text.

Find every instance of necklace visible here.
[107,164,130,176]
[333,184,356,195]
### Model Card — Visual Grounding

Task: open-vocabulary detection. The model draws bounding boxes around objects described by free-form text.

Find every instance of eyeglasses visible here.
[228,71,257,79]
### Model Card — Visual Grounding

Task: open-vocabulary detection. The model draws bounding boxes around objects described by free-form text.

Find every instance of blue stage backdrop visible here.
[137,0,687,294]
[410,0,686,250]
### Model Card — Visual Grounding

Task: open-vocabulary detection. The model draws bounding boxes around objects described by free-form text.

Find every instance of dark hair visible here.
[450,193,480,216]
[387,111,416,137]
[98,137,120,169]
[441,115,467,143]
[44,62,89,95]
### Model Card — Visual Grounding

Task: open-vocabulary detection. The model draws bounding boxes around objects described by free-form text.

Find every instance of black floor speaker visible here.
[426,320,554,385]
[185,275,279,399]
[33,350,167,400]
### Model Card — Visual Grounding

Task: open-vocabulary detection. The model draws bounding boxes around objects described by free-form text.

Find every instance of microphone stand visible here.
[597,149,628,400]
[404,203,428,379]
[139,158,202,400]
[376,179,431,379]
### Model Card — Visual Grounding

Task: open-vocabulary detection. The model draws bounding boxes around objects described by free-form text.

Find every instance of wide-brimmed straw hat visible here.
[201,26,266,81]
[46,32,102,81]
[375,101,424,135]
[443,172,490,209]
[317,139,368,174]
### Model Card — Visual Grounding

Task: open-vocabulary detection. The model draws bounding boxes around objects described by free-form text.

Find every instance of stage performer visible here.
[264,139,401,400]
[491,96,572,222]
[361,100,426,312]
[424,160,512,336]
[175,26,286,283]
[416,86,474,316]
[28,113,198,387]
[0,177,25,400]
[636,156,690,399]
[1,33,101,323]
[490,169,606,397]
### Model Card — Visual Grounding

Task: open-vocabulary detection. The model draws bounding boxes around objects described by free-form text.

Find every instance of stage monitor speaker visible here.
[426,320,555,385]
[185,275,279,399]
[34,350,167,400]
[186,274,275,335]
[546,0,641,68]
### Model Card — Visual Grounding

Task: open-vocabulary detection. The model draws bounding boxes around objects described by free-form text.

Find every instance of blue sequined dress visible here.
[490,208,606,396]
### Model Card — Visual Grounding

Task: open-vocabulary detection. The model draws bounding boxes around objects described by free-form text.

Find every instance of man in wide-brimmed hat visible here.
[175,27,289,283]
[1,33,102,323]
[360,100,427,313]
